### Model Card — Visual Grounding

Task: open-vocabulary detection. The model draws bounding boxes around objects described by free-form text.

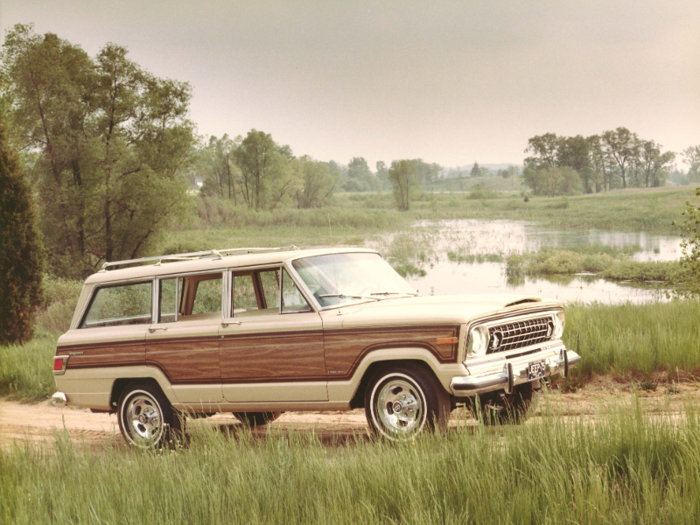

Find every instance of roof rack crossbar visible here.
[100,246,299,271]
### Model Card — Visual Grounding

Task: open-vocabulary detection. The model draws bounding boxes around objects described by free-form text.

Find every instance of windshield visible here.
[291,252,416,308]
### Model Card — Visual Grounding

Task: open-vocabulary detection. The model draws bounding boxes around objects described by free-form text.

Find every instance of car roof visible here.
[84,247,379,285]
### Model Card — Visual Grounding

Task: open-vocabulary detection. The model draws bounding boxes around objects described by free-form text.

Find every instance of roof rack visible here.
[99,246,299,272]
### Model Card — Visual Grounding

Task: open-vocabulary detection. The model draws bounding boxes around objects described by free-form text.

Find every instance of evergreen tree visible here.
[0,120,44,344]
[470,162,481,178]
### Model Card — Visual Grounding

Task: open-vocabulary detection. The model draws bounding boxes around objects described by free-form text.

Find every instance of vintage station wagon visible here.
[52,247,581,446]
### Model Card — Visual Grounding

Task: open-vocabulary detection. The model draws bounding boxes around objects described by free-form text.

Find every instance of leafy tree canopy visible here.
[0,24,195,277]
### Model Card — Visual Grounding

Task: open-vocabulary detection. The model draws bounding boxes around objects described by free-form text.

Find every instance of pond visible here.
[368,219,682,304]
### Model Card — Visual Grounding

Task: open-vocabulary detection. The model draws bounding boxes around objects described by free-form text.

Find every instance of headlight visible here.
[467,326,488,357]
[552,312,565,339]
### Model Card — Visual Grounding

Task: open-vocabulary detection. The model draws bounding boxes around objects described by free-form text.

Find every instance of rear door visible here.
[146,273,223,405]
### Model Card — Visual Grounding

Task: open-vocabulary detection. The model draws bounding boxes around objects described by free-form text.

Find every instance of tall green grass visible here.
[2,400,700,523]
[564,300,700,377]
[0,337,57,401]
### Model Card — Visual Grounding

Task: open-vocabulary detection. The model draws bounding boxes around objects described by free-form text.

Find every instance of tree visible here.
[601,127,639,189]
[1,25,195,277]
[524,133,560,170]
[522,166,582,196]
[295,156,340,208]
[674,188,700,297]
[199,134,240,203]
[388,159,419,210]
[343,157,377,192]
[375,160,391,190]
[683,146,700,183]
[639,141,674,188]
[558,135,593,193]
[0,119,44,344]
[470,161,481,178]
[588,135,615,192]
[233,129,293,211]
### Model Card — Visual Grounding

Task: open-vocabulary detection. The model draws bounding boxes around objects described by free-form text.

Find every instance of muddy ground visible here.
[1,378,698,451]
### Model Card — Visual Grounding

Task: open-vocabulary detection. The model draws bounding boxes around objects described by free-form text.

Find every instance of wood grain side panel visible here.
[220,331,325,382]
[147,336,220,382]
[324,325,460,380]
[59,341,145,369]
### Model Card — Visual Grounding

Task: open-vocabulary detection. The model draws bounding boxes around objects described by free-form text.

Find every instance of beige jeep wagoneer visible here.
[52,247,580,446]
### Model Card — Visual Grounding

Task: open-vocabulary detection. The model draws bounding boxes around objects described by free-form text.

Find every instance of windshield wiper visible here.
[371,291,419,296]
[319,293,379,301]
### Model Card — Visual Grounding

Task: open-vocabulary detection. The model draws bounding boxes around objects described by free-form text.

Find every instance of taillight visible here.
[53,356,68,374]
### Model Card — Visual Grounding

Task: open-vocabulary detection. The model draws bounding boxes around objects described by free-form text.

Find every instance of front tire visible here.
[364,364,450,440]
[118,382,181,448]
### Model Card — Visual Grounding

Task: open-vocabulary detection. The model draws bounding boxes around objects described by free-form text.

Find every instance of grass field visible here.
[334,185,696,235]
[2,399,700,524]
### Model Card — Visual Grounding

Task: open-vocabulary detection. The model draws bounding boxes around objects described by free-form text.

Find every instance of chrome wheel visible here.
[372,375,426,439]
[122,391,164,445]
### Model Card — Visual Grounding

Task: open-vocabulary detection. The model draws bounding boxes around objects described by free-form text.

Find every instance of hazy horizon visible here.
[1,0,698,169]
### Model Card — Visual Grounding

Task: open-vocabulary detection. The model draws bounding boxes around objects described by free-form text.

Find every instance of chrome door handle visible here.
[148,327,168,333]
[221,321,242,328]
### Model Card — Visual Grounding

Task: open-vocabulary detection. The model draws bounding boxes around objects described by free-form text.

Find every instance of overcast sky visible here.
[1,0,698,168]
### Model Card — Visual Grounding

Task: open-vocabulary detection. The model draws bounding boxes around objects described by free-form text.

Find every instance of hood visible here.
[333,294,561,329]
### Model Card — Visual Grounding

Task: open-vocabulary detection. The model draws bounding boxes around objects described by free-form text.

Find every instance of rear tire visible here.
[364,364,450,440]
[117,382,182,448]
[232,412,282,427]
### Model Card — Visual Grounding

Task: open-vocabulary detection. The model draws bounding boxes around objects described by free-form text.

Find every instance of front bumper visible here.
[450,347,581,396]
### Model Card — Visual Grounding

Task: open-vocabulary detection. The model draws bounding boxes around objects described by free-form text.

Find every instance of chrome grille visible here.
[487,317,552,353]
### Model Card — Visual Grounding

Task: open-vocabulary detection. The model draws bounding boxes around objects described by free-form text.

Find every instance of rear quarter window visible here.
[80,281,152,328]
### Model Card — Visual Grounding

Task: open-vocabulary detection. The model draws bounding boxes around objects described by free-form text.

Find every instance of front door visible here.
[220,267,327,402]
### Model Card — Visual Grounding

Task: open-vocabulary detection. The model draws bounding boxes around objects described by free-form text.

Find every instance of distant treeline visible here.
[522,130,700,197]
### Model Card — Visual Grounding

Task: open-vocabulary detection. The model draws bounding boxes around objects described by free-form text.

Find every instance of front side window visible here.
[81,281,152,328]
[258,269,281,309]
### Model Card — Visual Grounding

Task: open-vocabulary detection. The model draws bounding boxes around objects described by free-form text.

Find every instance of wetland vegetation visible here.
[3,398,700,524]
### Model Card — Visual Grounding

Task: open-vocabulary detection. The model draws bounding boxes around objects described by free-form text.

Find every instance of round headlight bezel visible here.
[552,311,565,339]
[467,325,488,357]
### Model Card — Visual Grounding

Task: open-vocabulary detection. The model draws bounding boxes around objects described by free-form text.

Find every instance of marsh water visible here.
[369,219,682,304]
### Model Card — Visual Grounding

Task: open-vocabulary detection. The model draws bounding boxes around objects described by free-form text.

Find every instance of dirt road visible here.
[1,379,696,450]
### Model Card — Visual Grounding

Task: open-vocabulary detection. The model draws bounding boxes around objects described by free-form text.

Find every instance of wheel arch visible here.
[349,356,444,409]
[110,377,163,412]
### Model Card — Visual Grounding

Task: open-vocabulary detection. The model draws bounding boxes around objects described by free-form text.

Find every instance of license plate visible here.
[527,359,547,380]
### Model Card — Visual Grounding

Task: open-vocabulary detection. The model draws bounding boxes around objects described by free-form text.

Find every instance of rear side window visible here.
[81,282,152,328]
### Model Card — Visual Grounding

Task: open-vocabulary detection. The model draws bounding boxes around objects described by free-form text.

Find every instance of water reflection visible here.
[370,220,679,304]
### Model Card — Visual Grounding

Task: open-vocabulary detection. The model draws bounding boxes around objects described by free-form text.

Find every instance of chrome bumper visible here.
[450,348,581,396]
[51,391,67,407]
